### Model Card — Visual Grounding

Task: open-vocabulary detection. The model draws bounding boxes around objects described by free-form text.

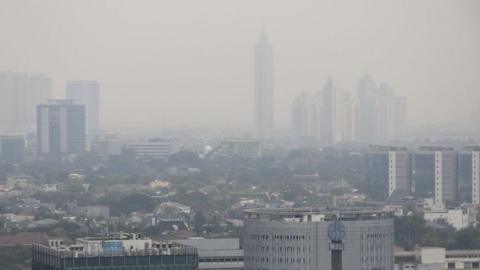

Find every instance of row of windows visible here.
[246,256,311,264]
[246,245,310,253]
[250,234,308,241]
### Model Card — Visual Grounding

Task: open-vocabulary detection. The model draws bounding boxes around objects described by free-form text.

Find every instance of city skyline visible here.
[0,1,478,130]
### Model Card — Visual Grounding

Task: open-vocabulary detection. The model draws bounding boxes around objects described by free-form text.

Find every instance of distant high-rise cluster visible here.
[356,74,407,142]
[66,80,101,134]
[254,28,274,140]
[291,74,408,145]
[291,78,355,145]
[0,72,52,132]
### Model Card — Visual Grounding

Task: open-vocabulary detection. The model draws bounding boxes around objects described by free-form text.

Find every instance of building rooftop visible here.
[244,207,394,221]
[34,233,196,258]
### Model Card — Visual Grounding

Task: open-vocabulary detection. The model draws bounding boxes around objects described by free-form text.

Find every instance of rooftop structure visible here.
[32,233,198,270]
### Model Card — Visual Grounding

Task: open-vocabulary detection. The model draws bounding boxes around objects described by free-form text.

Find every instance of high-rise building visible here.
[472,99,480,134]
[321,78,337,145]
[244,207,394,270]
[66,81,100,133]
[376,83,394,141]
[37,100,86,156]
[32,233,198,270]
[458,146,480,205]
[392,96,408,138]
[413,146,457,207]
[291,92,320,140]
[337,92,356,142]
[366,145,412,201]
[355,74,377,142]
[355,74,407,142]
[0,72,52,132]
[291,78,355,145]
[254,28,274,140]
[0,135,25,163]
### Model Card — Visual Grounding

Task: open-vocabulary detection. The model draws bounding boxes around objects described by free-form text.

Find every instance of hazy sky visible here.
[0,0,479,131]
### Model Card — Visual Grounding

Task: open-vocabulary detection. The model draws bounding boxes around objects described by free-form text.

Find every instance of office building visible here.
[32,233,198,270]
[66,81,100,133]
[244,207,394,270]
[254,28,274,140]
[355,74,377,142]
[36,100,86,156]
[471,99,480,134]
[291,79,355,145]
[366,145,412,201]
[291,92,320,140]
[458,146,480,204]
[0,135,25,163]
[392,96,408,138]
[0,72,52,132]
[128,141,172,160]
[355,74,408,142]
[173,238,244,270]
[413,146,457,207]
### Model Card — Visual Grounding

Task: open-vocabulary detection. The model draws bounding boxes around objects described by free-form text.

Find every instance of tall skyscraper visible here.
[291,92,320,140]
[392,96,408,138]
[355,74,377,142]
[66,81,100,133]
[355,74,407,142]
[291,78,356,145]
[321,78,336,145]
[471,99,480,134]
[254,28,274,140]
[37,100,86,156]
[0,72,52,132]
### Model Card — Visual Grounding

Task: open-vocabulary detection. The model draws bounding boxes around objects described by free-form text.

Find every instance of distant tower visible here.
[254,26,274,140]
[66,81,100,134]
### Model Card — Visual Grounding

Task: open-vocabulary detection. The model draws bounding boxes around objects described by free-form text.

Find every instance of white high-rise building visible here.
[291,92,321,139]
[355,74,407,142]
[356,74,377,142]
[254,29,274,140]
[0,72,52,132]
[66,81,100,133]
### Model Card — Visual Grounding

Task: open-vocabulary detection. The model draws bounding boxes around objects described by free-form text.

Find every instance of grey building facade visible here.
[366,145,412,201]
[37,100,86,156]
[0,135,25,163]
[413,146,457,207]
[244,208,394,270]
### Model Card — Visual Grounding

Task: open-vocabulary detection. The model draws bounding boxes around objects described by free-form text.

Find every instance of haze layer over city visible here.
[1,1,480,270]
[1,0,479,131]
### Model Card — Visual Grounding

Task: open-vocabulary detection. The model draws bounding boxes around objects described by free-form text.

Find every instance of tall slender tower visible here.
[254,27,274,140]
